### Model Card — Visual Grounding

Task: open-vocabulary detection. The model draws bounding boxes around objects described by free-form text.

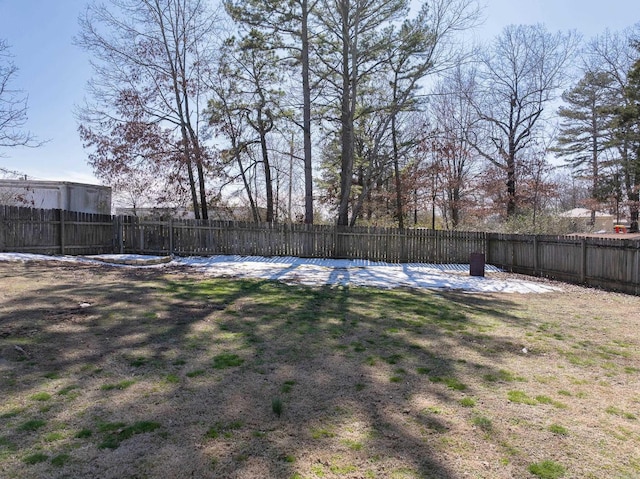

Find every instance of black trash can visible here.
[469,252,485,277]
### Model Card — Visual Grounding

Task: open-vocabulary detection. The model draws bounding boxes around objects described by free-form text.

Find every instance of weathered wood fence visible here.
[2,206,640,294]
[117,215,485,264]
[0,206,116,255]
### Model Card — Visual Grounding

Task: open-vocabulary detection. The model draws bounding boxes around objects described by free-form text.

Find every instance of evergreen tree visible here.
[614,42,640,231]
[225,0,317,224]
[554,71,618,223]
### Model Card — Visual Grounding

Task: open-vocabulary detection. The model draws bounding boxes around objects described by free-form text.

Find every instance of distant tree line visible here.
[3,1,639,233]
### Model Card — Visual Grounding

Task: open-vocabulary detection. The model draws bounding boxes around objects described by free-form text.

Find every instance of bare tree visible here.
[467,24,580,217]
[76,0,221,219]
[429,70,481,229]
[388,1,480,228]
[0,39,40,151]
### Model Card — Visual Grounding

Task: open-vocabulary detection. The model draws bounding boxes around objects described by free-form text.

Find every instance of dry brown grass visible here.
[0,261,639,479]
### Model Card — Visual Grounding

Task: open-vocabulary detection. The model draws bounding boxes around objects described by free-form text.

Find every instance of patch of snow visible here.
[0,253,560,294]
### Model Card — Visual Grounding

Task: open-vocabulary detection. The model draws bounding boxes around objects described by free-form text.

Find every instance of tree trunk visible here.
[391,78,404,229]
[301,0,314,224]
[337,0,353,227]
[257,111,274,223]
[180,125,201,219]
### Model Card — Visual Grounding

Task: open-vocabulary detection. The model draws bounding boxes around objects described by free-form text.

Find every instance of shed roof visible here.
[560,208,613,218]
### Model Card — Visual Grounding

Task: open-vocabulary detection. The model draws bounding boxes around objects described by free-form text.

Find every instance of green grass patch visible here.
[100,379,135,391]
[459,397,476,407]
[0,436,17,451]
[528,460,566,478]
[51,453,71,467]
[1,407,25,419]
[311,427,335,439]
[341,439,363,451]
[535,395,567,409]
[548,424,568,435]
[129,357,147,367]
[186,369,206,378]
[205,420,243,439]
[44,431,64,442]
[329,462,357,474]
[98,421,161,449]
[483,369,525,383]
[272,398,283,417]
[281,380,296,393]
[606,406,637,420]
[429,376,467,391]
[18,419,46,431]
[471,414,493,432]
[384,354,403,365]
[507,390,537,405]
[57,385,79,396]
[75,428,92,439]
[22,452,48,465]
[29,392,51,401]
[212,353,244,369]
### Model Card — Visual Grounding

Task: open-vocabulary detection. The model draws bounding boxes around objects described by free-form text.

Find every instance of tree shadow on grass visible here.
[0,261,531,478]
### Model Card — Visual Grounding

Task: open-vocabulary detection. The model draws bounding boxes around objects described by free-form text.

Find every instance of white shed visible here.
[0,180,112,215]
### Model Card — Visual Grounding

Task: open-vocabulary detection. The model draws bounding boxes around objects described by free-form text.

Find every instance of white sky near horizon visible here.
[0,0,638,184]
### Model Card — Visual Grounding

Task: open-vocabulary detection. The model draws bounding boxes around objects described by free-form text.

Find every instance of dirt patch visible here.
[0,261,639,479]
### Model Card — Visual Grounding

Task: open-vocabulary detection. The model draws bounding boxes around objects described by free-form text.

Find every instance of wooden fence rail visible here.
[2,206,639,294]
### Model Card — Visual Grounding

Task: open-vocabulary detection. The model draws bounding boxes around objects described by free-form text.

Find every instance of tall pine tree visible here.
[615,42,640,232]
[554,71,618,224]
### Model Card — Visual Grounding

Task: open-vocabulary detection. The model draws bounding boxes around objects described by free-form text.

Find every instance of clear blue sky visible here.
[0,0,638,184]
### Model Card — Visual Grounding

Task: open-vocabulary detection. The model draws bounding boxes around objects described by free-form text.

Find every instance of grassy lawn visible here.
[0,262,639,478]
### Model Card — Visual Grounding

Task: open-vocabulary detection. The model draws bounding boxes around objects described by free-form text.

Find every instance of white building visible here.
[560,208,615,233]
[0,180,112,215]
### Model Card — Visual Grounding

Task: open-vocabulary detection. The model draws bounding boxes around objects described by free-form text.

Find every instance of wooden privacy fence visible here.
[117,216,486,264]
[2,206,640,294]
[0,205,116,255]
[487,234,640,294]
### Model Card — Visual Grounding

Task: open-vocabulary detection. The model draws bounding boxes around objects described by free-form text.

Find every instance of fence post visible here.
[138,217,144,253]
[533,236,538,276]
[59,209,66,255]
[168,218,174,256]
[634,242,640,287]
[116,215,124,254]
[0,206,5,251]
[484,233,490,265]
[580,238,587,283]
[400,228,407,263]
